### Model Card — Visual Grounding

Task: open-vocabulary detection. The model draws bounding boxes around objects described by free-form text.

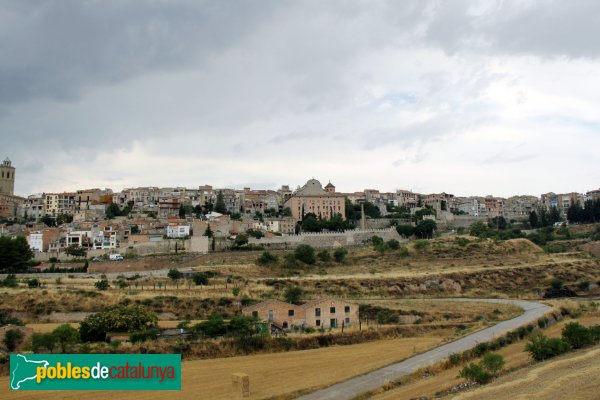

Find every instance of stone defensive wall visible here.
[248,228,405,249]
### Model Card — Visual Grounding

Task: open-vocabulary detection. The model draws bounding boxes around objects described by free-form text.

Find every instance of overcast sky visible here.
[1,0,599,197]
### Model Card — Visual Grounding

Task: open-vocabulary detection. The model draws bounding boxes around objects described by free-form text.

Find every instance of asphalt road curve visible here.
[297,298,552,400]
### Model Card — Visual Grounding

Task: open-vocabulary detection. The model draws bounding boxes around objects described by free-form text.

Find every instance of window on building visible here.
[345,317,350,324]
[330,307,336,314]
[315,308,321,317]
[288,309,294,316]
[345,306,350,313]
[316,319,321,327]
[252,311,258,318]
[330,318,337,328]
[282,322,288,329]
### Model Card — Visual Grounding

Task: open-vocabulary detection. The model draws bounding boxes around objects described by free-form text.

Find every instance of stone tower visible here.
[0,157,15,195]
[324,181,336,194]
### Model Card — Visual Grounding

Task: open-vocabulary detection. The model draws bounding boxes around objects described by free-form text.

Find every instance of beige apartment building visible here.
[44,193,76,217]
[242,298,359,330]
[284,179,345,222]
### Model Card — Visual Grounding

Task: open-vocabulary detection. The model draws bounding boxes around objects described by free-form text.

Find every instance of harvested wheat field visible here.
[451,344,600,400]
[0,336,444,400]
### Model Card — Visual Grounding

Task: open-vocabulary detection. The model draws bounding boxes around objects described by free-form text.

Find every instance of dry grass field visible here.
[0,335,445,400]
[451,344,600,400]
[372,314,600,400]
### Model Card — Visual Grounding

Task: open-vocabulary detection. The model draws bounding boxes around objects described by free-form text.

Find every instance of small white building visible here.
[28,231,44,252]
[167,224,190,238]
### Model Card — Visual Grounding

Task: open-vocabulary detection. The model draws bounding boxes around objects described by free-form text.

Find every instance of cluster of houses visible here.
[2,157,600,256]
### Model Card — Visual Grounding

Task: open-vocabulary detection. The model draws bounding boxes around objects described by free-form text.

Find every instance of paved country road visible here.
[297,298,552,400]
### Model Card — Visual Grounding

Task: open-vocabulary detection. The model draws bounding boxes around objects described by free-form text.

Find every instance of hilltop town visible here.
[1,158,598,260]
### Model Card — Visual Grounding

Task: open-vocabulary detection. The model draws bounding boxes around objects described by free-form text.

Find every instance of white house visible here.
[28,231,44,252]
[167,223,190,238]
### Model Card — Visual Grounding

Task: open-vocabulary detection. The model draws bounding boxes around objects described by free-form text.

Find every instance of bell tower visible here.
[0,157,15,195]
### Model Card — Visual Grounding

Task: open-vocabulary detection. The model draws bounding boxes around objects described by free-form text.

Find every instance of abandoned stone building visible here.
[242,298,359,330]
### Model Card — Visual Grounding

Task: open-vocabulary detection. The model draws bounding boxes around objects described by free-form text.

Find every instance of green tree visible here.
[294,244,316,265]
[31,332,56,353]
[562,322,593,349]
[0,236,34,272]
[215,191,227,214]
[548,206,562,226]
[1,274,18,287]
[167,268,183,282]
[301,214,321,232]
[529,210,539,228]
[105,203,122,219]
[65,244,87,258]
[525,332,571,361]
[204,225,214,238]
[40,215,55,227]
[52,324,80,353]
[414,219,437,238]
[227,315,258,338]
[233,233,249,248]
[193,312,226,337]
[396,224,415,237]
[79,304,158,342]
[317,249,331,262]
[192,272,209,286]
[3,328,24,351]
[282,207,292,217]
[284,286,303,305]
[333,247,348,263]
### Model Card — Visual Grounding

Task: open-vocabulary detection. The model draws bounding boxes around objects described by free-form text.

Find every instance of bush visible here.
[27,278,41,288]
[1,274,18,288]
[232,287,241,296]
[562,322,594,349]
[284,286,303,305]
[398,247,409,258]
[130,328,160,343]
[257,251,278,265]
[413,240,429,251]
[386,239,400,250]
[459,362,492,384]
[294,245,316,265]
[333,247,348,263]
[317,250,331,262]
[459,353,504,384]
[448,353,462,366]
[481,353,505,375]
[94,279,110,291]
[2,328,24,351]
[456,237,470,247]
[525,333,571,361]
